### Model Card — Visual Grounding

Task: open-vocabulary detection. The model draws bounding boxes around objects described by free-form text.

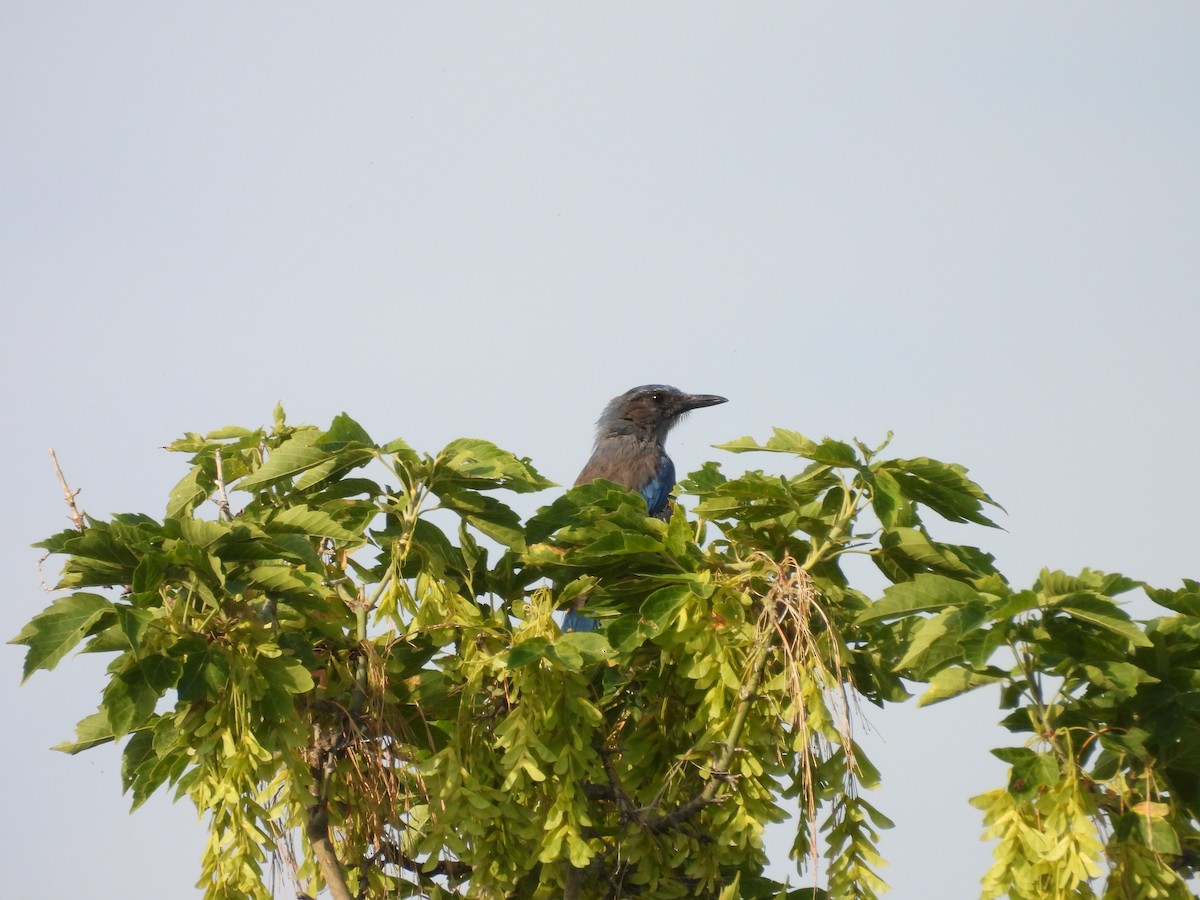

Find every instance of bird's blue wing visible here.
[562,608,600,632]
[640,453,676,517]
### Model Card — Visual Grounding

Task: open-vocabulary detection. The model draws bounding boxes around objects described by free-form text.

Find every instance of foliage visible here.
[12,409,1200,899]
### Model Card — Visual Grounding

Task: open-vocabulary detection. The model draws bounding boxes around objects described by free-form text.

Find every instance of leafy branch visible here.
[13,411,1200,900]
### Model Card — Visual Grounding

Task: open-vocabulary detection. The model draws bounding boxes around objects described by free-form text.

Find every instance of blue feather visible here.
[640,452,676,517]
[562,608,600,632]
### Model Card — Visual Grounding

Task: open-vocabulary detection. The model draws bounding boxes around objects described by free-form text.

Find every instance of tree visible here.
[13,408,1200,899]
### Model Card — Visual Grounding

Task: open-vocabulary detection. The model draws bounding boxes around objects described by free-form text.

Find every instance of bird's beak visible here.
[680,393,728,412]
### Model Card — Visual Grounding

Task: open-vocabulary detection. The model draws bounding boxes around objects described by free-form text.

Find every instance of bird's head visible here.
[597,384,728,443]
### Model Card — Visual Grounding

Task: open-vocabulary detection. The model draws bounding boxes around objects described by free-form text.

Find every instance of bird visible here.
[562,384,727,632]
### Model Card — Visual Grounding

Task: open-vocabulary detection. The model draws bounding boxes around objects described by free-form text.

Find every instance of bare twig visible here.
[213,447,234,522]
[49,448,85,531]
[265,815,305,899]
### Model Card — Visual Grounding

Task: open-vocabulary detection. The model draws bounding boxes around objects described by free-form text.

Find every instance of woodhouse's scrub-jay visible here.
[562,384,727,632]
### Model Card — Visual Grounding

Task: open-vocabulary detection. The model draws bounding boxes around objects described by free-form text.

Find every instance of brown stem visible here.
[306,723,354,900]
[49,448,85,531]
[305,799,354,900]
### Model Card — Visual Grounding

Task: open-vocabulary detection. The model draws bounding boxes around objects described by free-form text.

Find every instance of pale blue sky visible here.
[3,5,1198,898]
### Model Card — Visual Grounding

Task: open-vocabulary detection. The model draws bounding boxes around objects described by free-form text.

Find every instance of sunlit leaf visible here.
[435,438,555,493]
[236,431,327,490]
[717,428,860,467]
[878,457,1002,527]
[10,592,114,681]
[1050,593,1153,648]
[52,711,117,754]
[266,505,364,543]
[557,630,616,663]
[917,667,1005,707]
[856,574,979,624]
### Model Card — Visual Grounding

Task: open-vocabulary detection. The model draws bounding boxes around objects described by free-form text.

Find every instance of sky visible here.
[2,4,1198,898]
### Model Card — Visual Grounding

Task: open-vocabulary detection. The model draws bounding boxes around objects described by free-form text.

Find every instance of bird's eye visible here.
[650,392,663,403]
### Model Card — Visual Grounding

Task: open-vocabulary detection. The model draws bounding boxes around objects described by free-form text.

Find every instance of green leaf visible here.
[139,654,182,692]
[264,533,325,569]
[381,435,422,468]
[917,666,1005,707]
[1131,811,1181,855]
[557,631,616,663]
[558,576,599,608]
[1051,593,1153,648]
[322,412,374,446]
[266,505,365,543]
[1080,661,1157,698]
[434,438,555,493]
[294,449,378,492]
[867,469,908,529]
[676,460,726,494]
[52,710,117,754]
[1145,584,1200,616]
[877,527,981,578]
[717,429,860,467]
[991,747,1060,801]
[205,425,256,440]
[856,574,979,624]
[10,592,114,681]
[549,640,583,672]
[605,615,659,653]
[399,518,460,580]
[177,650,216,702]
[115,606,155,655]
[166,462,212,518]
[44,522,141,587]
[131,552,167,596]
[689,470,829,523]
[507,637,553,669]
[103,662,161,738]
[435,487,526,549]
[236,431,327,490]
[893,603,987,675]
[260,655,315,694]
[178,516,233,549]
[878,457,1001,527]
[1038,568,1093,598]
[640,584,696,631]
[572,529,665,559]
[245,565,324,597]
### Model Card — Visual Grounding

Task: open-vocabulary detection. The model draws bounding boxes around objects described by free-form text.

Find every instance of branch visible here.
[49,448,85,531]
[213,447,234,522]
[583,628,778,846]
[598,745,646,826]
[644,623,778,834]
[305,723,354,900]
[367,843,471,885]
[305,799,354,900]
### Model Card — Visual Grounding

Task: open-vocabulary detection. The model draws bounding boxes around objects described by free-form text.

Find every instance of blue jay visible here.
[562,384,727,632]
